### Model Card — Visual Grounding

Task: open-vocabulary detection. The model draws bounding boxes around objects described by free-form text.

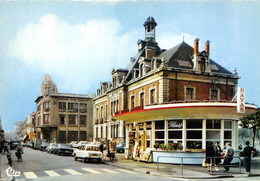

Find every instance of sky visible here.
[0,1,260,131]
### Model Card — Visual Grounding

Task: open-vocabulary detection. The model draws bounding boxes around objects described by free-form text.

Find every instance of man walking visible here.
[242,141,256,174]
[223,143,234,172]
[214,141,222,171]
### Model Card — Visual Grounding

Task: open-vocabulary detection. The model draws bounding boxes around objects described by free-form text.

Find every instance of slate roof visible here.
[157,42,232,75]
[124,41,232,82]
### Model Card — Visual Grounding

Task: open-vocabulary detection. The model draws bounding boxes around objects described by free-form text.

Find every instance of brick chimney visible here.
[205,40,210,54]
[194,38,200,55]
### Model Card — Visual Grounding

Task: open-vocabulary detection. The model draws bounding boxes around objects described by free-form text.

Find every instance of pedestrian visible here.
[214,141,222,171]
[16,141,23,161]
[223,143,234,173]
[205,142,215,172]
[99,142,104,153]
[242,141,256,175]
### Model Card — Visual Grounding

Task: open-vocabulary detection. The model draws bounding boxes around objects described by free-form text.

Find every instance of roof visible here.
[157,41,232,75]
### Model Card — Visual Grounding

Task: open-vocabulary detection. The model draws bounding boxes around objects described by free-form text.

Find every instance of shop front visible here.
[113,102,257,164]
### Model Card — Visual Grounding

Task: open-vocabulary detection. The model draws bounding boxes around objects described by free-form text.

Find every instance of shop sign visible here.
[237,87,245,113]
[168,120,183,129]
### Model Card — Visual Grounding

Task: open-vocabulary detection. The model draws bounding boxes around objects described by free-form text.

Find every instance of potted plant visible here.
[153,143,159,150]
[177,142,183,151]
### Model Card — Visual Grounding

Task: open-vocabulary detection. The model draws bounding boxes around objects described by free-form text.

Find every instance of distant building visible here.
[93,16,257,161]
[35,74,93,143]
[0,117,4,142]
[23,112,36,142]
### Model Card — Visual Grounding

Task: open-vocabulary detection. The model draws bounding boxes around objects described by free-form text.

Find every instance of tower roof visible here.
[143,16,157,26]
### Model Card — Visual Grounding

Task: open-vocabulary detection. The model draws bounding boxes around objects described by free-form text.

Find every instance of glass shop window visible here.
[155,120,165,130]
[187,141,202,149]
[224,131,232,139]
[155,131,164,139]
[168,131,182,139]
[224,121,232,129]
[187,131,202,139]
[168,120,183,129]
[186,120,202,129]
[206,120,221,129]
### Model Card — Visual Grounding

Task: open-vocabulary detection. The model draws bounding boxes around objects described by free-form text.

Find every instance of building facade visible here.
[35,74,93,143]
[94,16,257,155]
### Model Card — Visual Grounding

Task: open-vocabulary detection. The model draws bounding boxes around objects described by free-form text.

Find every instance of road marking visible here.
[23,172,38,179]
[116,169,136,174]
[44,170,60,177]
[101,169,120,174]
[64,169,82,175]
[82,168,101,174]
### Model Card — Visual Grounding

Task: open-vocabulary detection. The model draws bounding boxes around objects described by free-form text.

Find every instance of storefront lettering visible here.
[169,121,182,129]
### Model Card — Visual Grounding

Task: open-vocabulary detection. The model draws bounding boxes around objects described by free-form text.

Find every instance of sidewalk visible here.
[0,150,19,181]
[105,154,260,179]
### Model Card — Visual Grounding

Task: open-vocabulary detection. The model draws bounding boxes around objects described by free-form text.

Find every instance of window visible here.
[68,131,78,142]
[37,116,41,126]
[224,131,232,139]
[186,120,202,129]
[211,89,218,100]
[80,131,86,141]
[155,120,165,144]
[96,107,99,120]
[37,104,41,112]
[105,105,108,117]
[96,127,98,138]
[186,88,194,100]
[59,102,66,110]
[224,121,232,129]
[186,119,202,149]
[140,93,144,107]
[206,120,221,129]
[69,115,77,125]
[80,103,87,113]
[168,131,182,139]
[43,114,49,124]
[131,96,135,110]
[150,89,155,104]
[43,102,50,111]
[101,126,103,138]
[140,64,143,77]
[101,106,104,118]
[59,115,65,125]
[80,115,86,126]
[68,103,78,112]
[110,102,113,115]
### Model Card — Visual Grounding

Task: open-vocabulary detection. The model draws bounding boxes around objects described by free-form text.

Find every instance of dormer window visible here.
[140,64,143,77]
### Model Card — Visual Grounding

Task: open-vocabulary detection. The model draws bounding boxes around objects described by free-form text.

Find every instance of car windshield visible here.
[86,146,100,151]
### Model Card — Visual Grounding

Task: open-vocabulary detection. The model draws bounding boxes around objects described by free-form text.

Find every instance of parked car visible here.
[53,144,74,156]
[47,143,58,154]
[74,144,102,163]
[116,143,126,153]
[73,141,89,149]
[10,140,20,150]
[69,141,79,148]
[40,142,49,151]
[26,142,33,147]
[21,142,27,147]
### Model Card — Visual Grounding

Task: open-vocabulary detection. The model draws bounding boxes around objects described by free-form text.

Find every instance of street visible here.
[2,147,173,181]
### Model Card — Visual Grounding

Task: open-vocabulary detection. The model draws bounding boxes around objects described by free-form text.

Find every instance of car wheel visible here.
[58,152,61,156]
[74,157,78,161]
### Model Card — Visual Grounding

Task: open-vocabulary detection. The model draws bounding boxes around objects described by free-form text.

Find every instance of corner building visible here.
[35,75,93,143]
[93,17,257,157]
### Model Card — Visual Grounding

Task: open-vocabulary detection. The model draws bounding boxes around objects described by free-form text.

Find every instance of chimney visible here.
[194,38,199,55]
[205,40,210,54]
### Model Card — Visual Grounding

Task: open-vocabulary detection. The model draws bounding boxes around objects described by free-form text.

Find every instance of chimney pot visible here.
[194,38,200,55]
[205,40,210,54]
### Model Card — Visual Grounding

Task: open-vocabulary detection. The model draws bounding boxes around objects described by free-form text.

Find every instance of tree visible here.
[239,109,260,148]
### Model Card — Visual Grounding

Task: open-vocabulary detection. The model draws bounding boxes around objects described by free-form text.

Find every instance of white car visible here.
[73,141,89,149]
[74,144,102,163]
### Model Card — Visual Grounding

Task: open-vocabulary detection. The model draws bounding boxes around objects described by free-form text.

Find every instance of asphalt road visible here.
[6,147,174,181]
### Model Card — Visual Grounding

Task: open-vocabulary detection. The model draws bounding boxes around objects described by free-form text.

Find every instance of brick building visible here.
[94,17,257,159]
[35,74,93,143]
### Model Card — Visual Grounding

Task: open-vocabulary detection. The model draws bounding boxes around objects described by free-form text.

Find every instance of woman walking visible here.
[205,142,215,172]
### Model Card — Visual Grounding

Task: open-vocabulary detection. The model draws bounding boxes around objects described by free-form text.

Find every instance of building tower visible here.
[143,16,157,42]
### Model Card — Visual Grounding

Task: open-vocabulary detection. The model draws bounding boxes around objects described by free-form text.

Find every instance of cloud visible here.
[8,14,196,94]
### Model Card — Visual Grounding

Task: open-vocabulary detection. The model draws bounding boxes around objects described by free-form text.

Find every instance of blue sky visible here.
[0,1,259,131]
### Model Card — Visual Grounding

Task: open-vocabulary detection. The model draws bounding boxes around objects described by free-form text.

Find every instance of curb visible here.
[105,161,260,179]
